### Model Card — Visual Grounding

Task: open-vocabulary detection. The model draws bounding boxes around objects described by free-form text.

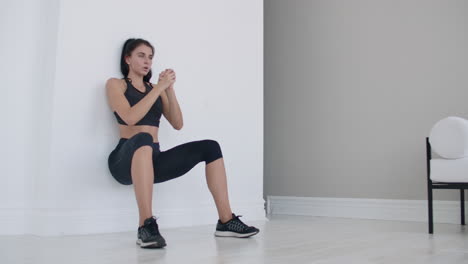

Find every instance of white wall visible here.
[1,0,264,236]
[0,0,60,235]
[0,0,33,212]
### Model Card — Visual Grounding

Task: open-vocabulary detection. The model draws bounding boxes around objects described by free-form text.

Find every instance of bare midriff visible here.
[118,124,159,143]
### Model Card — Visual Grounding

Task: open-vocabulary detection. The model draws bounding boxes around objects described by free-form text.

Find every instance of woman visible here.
[106,38,259,249]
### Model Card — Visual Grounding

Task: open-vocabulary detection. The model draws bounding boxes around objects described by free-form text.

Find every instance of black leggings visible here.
[108,132,223,185]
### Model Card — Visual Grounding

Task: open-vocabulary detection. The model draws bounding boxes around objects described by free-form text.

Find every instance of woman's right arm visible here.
[106,78,168,125]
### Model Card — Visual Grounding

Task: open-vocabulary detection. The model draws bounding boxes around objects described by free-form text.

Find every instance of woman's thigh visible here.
[153,139,223,183]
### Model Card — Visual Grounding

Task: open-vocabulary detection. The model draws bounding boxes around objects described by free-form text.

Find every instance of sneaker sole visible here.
[214,230,259,238]
[136,239,166,248]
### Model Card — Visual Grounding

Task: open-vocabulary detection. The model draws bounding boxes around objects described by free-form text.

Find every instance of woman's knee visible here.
[134,145,153,156]
[201,139,223,164]
[131,132,154,150]
[128,132,154,161]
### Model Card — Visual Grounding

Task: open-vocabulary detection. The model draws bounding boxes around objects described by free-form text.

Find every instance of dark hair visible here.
[120,38,154,82]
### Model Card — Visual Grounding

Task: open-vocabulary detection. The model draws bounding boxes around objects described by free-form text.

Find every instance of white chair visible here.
[427,116,468,234]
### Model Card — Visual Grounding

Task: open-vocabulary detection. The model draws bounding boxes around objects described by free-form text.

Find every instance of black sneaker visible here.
[136,216,166,248]
[214,213,259,238]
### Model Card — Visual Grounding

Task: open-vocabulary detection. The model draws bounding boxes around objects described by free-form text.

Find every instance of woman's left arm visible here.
[164,86,183,130]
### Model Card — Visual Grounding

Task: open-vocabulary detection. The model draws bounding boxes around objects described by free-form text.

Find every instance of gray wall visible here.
[264,0,468,200]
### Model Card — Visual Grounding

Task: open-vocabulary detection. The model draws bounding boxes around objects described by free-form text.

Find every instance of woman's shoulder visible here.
[106,77,126,85]
[106,77,127,91]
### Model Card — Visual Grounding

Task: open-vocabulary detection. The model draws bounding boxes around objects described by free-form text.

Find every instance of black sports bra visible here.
[114,78,163,127]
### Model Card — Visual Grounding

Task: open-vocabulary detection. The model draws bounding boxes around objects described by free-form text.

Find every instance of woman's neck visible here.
[127,72,145,87]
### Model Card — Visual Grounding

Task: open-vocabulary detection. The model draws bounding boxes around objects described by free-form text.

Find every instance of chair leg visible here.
[461,189,465,226]
[428,186,434,234]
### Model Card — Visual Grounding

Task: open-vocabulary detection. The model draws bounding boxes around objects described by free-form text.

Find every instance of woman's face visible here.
[126,44,153,76]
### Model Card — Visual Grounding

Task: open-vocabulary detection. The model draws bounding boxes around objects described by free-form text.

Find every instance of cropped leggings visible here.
[108,132,223,185]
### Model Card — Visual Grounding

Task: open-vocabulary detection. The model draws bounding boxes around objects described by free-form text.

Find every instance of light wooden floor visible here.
[1,214,467,264]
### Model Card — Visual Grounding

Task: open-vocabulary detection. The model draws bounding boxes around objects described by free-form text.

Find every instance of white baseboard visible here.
[0,201,266,236]
[267,196,467,224]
